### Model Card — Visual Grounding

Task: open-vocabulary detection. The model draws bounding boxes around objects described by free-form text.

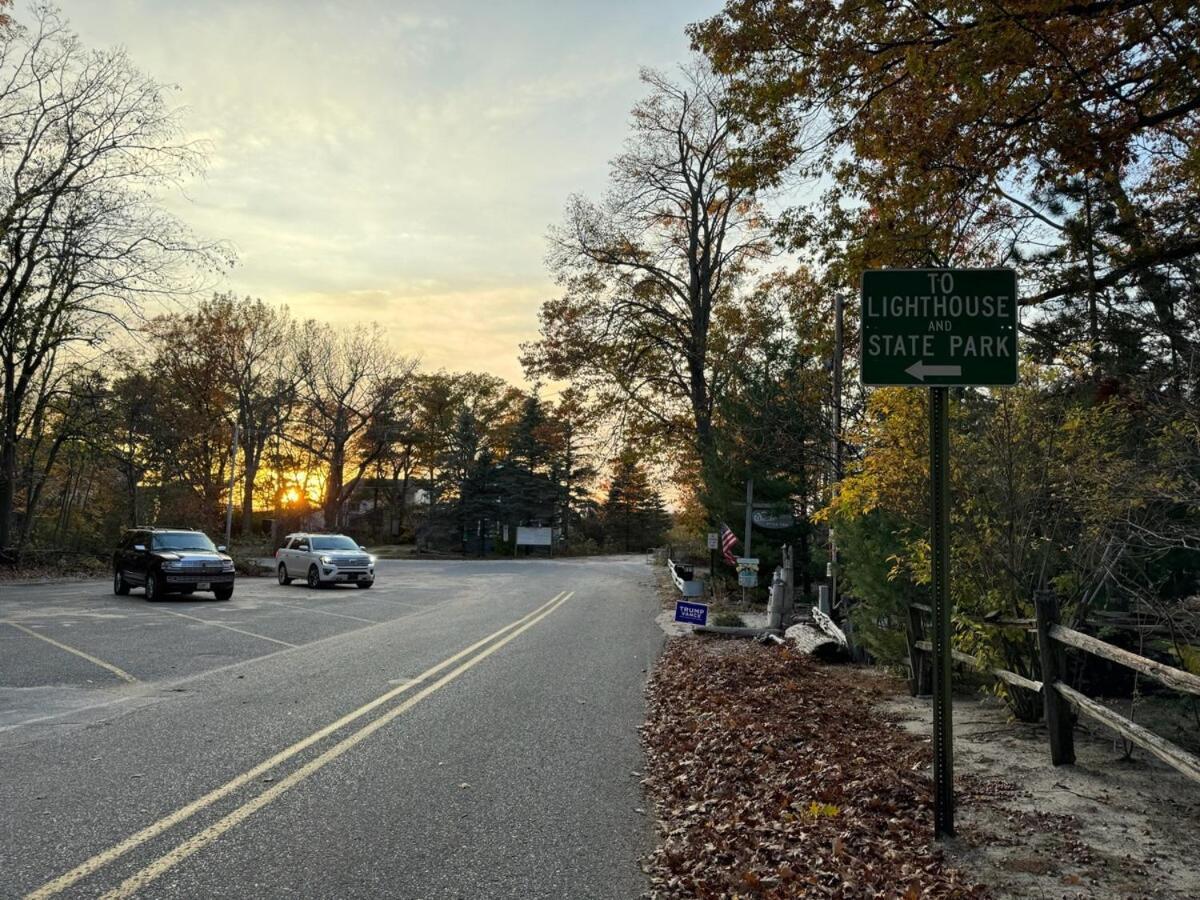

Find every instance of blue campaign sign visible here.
[674,600,708,626]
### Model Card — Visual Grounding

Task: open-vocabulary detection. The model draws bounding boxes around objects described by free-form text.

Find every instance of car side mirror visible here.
[217,545,227,553]
[359,545,367,551]
[133,544,146,552]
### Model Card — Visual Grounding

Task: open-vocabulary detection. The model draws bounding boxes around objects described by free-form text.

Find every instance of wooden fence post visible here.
[781,545,795,622]
[906,604,931,696]
[1034,589,1075,765]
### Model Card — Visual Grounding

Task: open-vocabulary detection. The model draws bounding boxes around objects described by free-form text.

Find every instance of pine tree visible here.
[601,451,671,552]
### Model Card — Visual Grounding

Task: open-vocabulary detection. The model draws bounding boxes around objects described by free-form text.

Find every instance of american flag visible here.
[718,522,739,565]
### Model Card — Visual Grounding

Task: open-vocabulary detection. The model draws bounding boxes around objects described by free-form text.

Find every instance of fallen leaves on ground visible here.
[641,638,987,898]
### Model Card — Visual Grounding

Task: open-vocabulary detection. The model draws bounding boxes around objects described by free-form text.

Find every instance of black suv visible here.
[113,527,236,601]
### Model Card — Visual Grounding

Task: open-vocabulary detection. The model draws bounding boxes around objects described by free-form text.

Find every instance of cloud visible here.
[287,279,551,384]
[50,0,724,382]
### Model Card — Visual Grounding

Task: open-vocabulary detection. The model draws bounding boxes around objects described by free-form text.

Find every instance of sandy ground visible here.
[878,680,1200,899]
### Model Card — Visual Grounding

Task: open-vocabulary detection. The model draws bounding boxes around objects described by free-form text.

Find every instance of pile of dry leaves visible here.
[641,638,986,898]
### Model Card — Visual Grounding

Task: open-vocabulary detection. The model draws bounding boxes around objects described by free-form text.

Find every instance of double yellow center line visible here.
[27,590,574,899]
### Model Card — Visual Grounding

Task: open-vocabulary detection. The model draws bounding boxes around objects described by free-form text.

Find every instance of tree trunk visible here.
[562,428,573,544]
[0,435,17,559]
[240,443,259,537]
[127,464,139,527]
[1084,178,1100,374]
[0,361,17,556]
[398,465,411,531]
[325,438,346,530]
[17,431,69,555]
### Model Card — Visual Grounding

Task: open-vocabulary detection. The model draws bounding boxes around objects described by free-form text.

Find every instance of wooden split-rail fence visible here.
[908,590,1200,788]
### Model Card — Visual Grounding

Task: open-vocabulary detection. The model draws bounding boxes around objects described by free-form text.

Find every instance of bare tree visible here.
[291,322,416,530]
[526,61,771,481]
[213,295,298,536]
[0,6,226,555]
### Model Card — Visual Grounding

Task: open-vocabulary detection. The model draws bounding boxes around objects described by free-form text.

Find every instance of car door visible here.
[282,540,298,573]
[294,537,310,570]
[116,532,134,581]
[129,530,150,584]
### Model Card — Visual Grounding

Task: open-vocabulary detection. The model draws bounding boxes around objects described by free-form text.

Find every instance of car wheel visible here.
[278,563,292,585]
[214,586,234,601]
[145,571,162,601]
[307,565,322,589]
[114,569,130,595]
[355,581,373,589]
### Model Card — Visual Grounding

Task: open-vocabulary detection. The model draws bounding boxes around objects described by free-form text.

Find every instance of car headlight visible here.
[162,561,182,571]
[320,555,332,565]
[221,560,235,572]
[369,555,377,565]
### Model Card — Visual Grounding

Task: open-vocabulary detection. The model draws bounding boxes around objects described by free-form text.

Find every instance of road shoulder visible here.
[641,637,984,897]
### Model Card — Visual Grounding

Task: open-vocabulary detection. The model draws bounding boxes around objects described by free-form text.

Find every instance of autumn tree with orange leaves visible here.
[693,0,1200,378]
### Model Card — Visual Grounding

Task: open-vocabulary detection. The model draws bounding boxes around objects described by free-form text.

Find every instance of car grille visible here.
[181,561,225,574]
[332,556,371,568]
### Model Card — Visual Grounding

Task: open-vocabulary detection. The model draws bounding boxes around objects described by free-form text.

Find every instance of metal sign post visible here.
[929,385,953,837]
[861,267,1019,840]
[707,531,718,594]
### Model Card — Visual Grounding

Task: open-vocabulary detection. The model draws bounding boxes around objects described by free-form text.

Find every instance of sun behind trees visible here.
[0,6,678,562]
[4,0,1198,712]
[14,286,672,558]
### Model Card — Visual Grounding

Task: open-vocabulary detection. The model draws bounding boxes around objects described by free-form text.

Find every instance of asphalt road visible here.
[0,556,663,899]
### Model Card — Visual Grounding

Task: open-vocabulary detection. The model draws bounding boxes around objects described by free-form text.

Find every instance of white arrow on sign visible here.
[905,361,963,381]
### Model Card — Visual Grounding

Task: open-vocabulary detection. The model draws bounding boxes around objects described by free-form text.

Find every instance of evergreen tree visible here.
[601,452,671,552]
[498,394,559,533]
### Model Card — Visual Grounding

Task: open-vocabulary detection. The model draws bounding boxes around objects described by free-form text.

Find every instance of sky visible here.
[47,0,725,385]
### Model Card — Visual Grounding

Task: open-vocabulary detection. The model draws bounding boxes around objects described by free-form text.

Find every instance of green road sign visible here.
[860,269,1018,386]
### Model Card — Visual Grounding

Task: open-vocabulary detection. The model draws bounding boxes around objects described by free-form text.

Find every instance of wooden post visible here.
[906,603,931,696]
[1034,589,1075,765]
[781,545,795,622]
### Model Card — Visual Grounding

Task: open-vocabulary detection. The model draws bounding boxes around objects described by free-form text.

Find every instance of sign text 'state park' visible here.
[860,269,1019,387]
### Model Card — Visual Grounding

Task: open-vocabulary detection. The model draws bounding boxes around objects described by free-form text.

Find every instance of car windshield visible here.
[152,532,217,552]
[310,536,360,551]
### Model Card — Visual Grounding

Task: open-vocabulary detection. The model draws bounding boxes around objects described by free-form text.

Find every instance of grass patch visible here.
[712,611,747,628]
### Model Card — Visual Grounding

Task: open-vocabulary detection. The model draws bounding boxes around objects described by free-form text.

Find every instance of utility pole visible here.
[742,477,753,603]
[743,477,753,559]
[224,423,240,549]
[709,525,717,589]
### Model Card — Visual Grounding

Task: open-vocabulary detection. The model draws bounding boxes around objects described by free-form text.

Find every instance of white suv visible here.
[276,533,376,589]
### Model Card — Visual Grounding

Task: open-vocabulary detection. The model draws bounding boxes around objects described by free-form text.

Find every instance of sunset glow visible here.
[53,0,719,384]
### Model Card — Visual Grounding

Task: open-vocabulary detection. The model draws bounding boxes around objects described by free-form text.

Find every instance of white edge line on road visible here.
[149,608,297,648]
[1,621,138,684]
[25,590,571,900]
[0,697,135,734]
[100,591,575,900]
[0,589,462,736]
[252,598,378,624]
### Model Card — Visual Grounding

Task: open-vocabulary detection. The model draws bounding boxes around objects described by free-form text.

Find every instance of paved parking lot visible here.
[0,562,460,741]
[0,556,661,899]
